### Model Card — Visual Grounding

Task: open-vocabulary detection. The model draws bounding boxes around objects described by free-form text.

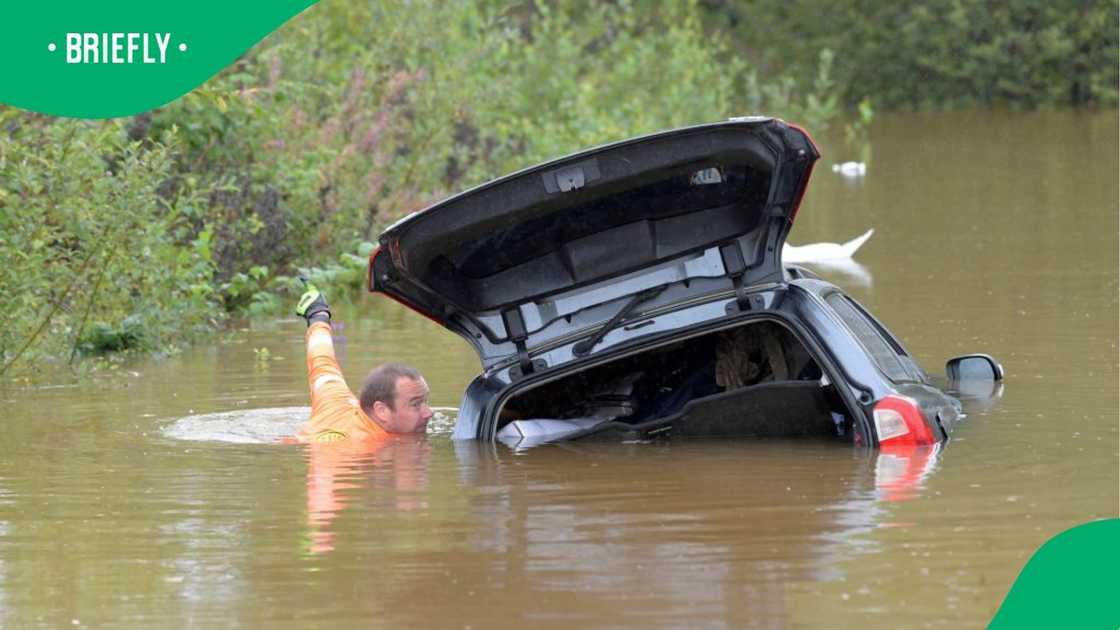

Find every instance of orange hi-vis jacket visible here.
[295,321,389,444]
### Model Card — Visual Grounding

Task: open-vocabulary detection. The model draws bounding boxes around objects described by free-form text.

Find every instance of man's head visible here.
[359,364,433,433]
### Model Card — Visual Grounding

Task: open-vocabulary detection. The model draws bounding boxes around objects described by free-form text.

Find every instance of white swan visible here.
[831,161,866,177]
[783,228,874,263]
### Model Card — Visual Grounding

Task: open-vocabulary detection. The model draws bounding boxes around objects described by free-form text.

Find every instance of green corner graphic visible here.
[0,1,317,118]
[989,519,1120,629]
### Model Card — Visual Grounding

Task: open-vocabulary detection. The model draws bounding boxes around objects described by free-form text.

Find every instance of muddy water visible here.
[2,111,1116,628]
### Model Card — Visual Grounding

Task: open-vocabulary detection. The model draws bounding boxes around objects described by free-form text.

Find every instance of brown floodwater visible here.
[2,110,1117,628]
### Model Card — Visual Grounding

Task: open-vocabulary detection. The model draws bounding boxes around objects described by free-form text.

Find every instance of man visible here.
[294,284,433,443]
[291,285,434,553]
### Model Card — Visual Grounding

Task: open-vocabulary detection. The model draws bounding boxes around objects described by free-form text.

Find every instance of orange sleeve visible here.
[296,321,362,442]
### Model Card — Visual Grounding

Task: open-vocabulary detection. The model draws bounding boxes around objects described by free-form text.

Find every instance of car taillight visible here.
[873,394,935,448]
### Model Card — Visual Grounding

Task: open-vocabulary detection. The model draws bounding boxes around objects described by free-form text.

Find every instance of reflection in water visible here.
[443,440,942,626]
[164,407,438,555]
[303,434,432,554]
[875,444,942,502]
[954,381,1006,412]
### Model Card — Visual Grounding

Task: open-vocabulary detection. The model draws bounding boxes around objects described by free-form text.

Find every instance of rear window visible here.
[824,293,916,382]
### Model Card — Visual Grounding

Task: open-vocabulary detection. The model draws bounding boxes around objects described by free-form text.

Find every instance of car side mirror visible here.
[946,354,1004,383]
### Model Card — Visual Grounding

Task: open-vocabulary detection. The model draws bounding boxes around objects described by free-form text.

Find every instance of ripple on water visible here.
[162,406,460,443]
[162,407,309,443]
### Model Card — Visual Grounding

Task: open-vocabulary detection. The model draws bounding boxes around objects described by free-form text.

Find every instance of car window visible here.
[845,297,930,382]
[824,293,917,382]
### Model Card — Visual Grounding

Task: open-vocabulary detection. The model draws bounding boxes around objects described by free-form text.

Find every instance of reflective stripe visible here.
[314,430,347,443]
[308,333,332,352]
[313,374,344,390]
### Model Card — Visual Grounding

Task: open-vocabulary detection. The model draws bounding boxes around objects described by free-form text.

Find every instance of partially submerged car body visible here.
[369,118,1001,449]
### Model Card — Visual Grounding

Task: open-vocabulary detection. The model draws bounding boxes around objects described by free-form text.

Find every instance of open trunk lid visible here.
[370,118,819,367]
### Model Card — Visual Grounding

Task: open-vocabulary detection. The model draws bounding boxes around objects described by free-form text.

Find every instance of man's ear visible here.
[371,400,393,421]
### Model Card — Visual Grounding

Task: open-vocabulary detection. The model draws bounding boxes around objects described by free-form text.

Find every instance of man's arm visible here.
[305,321,362,422]
[295,287,361,442]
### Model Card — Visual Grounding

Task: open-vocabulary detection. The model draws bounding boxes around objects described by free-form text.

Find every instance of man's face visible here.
[375,376,433,433]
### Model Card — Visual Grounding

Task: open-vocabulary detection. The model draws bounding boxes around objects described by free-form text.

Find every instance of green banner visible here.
[0,1,317,118]
[990,519,1119,629]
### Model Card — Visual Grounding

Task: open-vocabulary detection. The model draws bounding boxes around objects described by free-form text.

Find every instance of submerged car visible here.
[368,118,1002,449]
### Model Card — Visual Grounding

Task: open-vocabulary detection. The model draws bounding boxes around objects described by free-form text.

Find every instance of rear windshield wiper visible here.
[572,285,668,357]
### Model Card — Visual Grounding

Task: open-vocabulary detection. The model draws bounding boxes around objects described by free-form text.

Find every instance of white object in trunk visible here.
[496,417,611,449]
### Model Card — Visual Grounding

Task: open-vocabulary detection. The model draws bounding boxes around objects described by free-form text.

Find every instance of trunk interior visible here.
[495,319,855,447]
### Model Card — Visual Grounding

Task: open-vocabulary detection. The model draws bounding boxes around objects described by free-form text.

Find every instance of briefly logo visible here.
[47,33,187,64]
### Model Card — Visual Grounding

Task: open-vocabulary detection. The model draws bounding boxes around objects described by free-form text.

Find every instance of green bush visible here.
[705,0,1119,109]
[77,316,148,355]
[0,115,220,376]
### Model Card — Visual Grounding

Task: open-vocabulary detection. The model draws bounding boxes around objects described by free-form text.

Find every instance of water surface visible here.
[1,110,1116,628]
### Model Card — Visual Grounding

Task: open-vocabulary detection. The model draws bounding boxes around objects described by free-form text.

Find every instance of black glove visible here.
[295,285,331,325]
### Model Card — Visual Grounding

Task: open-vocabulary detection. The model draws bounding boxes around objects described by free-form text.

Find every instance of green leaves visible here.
[77,316,148,355]
[711,0,1118,109]
[0,116,221,376]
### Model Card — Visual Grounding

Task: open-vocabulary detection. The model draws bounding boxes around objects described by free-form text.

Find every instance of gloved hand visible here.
[295,284,331,326]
